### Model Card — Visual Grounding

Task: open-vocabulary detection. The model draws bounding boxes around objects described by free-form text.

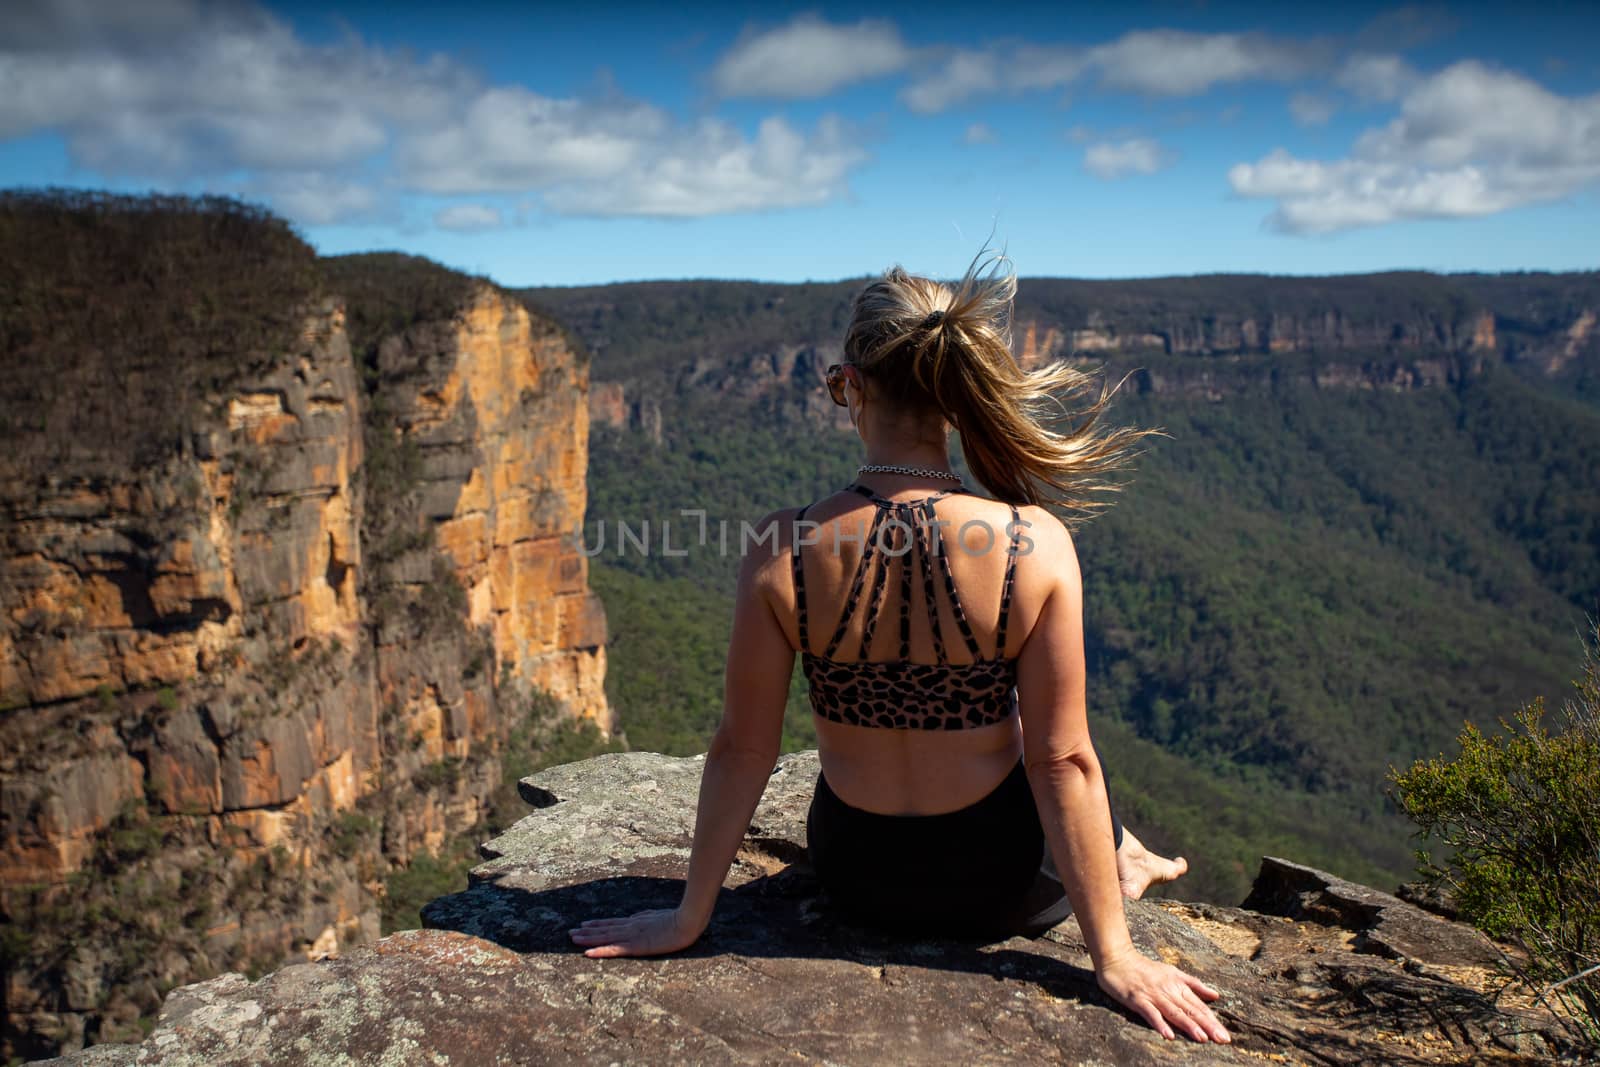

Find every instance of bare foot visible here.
[1116,829,1188,900]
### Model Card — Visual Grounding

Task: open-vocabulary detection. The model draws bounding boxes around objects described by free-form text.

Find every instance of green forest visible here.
[530,276,1600,904]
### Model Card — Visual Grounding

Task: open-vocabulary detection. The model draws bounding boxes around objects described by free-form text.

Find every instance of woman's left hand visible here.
[568,907,706,958]
[1095,951,1230,1043]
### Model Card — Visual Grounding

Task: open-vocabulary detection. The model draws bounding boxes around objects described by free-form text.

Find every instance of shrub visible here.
[380,835,480,934]
[105,798,168,864]
[329,811,379,855]
[319,252,484,378]
[499,687,624,793]
[415,756,466,790]
[1390,619,1600,1042]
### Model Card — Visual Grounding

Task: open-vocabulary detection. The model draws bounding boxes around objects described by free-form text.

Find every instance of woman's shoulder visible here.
[734,501,828,582]
[750,490,863,534]
[942,496,1066,551]
[1011,504,1078,587]
[1013,503,1068,547]
[745,500,826,539]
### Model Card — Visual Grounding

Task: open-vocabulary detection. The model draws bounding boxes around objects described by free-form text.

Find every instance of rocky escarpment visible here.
[1011,272,1596,360]
[1014,299,1501,364]
[357,275,610,764]
[47,750,1586,1066]
[1010,274,1596,404]
[0,196,609,1058]
[527,273,1599,426]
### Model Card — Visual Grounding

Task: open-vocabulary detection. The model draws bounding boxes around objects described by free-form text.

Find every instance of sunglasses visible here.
[825,363,850,407]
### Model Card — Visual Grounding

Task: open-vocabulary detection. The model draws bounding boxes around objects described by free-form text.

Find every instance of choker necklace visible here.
[857,463,964,483]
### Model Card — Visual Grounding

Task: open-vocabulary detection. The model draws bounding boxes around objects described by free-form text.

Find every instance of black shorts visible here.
[805,753,1122,940]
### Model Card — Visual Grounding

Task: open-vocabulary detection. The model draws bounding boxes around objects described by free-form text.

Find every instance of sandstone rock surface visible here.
[45,751,1585,1065]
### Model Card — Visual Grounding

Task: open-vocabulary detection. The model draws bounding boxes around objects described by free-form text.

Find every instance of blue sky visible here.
[2,1,1597,284]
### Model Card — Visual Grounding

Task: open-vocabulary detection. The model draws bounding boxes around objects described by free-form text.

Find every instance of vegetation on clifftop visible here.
[320,252,485,378]
[0,189,320,469]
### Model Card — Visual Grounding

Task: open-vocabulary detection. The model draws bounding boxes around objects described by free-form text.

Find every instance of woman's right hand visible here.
[567,906,706,959]
[1095,950,1231,1043]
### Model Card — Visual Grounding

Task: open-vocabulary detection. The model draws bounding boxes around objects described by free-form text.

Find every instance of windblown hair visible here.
[842,250,1168,516]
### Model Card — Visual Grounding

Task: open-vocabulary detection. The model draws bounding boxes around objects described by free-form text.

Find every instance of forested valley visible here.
[525,273,1600,902]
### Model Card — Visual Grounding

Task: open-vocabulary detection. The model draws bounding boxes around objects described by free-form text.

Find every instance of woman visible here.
[569,254,1230,1045]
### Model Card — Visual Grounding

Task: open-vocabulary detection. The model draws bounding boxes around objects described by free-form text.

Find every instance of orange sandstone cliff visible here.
[0,194,608,1059]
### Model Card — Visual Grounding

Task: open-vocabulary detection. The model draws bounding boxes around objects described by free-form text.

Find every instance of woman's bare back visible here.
[773,486,1054,815]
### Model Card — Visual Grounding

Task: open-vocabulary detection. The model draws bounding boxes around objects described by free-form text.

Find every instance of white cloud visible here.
[1289,92,1335,126]
[1007,44,1088,93]
[0,0,468,179]
[963,122,997,145]
[899,30,1317,113]
[1230,61,1600,233]
[0,0,183,45]
[901,44,1083,113]
[1336,52,1419,102]
[1351,6,1455,54]
[0,0,869,224]
[543,115,864,218]
[1083,138,1174,179]
[399,90,864,217]
[901,50,1002,114]
[1088,30,1321,96]
[250,172,385,226]
[398,88,666,193]
[711,14,910,98]
[704,17,1419,120]
[435,203,503,231]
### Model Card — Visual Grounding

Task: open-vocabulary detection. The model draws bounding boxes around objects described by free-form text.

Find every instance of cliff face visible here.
[2,295,372,875]
[588,382,664,445]
[0,214,608,1058]
[527,274,1598,430]
[368,282,608,740]
[1008,278,1595,402]
[46,750,1584,1066]
[1014,307,1504,363]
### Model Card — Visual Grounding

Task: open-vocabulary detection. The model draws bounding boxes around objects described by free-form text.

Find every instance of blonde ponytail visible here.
[843,250,1168,517]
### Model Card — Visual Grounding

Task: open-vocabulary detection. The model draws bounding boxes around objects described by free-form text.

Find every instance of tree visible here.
[1391,618,1600,1043]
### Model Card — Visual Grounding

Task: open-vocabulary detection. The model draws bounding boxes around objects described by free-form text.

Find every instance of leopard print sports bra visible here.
[792,484,1023,730]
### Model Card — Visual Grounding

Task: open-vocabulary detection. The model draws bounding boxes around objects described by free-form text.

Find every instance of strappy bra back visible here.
[792,484,1023,730]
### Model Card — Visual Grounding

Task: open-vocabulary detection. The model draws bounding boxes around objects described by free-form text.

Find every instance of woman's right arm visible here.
[1014,507,1231,1044]
[569,511,795,959]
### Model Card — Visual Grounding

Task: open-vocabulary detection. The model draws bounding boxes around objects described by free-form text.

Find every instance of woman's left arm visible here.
[570,517,796,958]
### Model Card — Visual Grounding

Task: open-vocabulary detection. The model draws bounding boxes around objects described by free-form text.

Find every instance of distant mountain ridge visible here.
[522,270,1600,438]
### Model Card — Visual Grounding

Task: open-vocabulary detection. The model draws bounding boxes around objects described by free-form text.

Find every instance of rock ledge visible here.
[44,751,1584,1065]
